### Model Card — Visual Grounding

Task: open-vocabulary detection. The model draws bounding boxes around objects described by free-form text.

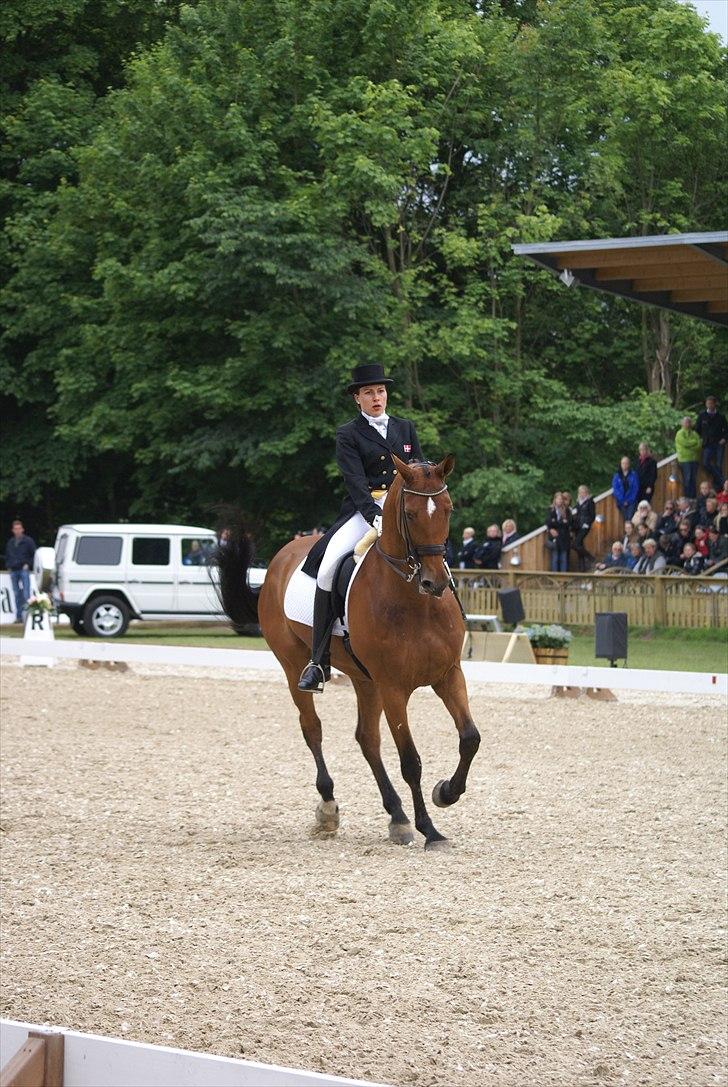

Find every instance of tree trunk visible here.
[642,308,673,399]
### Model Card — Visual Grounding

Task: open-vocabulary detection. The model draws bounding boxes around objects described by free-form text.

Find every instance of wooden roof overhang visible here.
[512,231,728,327]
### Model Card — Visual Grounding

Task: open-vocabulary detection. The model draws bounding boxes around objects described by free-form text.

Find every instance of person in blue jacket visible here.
[4,519,36,622]
[612,456,639,522]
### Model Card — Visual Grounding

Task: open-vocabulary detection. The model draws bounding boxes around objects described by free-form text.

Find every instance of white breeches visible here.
[317,494,386,591]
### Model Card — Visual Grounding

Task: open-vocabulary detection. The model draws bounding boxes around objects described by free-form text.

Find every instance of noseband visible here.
[375,483,449,585]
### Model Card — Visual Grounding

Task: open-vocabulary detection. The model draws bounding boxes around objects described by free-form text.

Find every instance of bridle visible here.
[375,482,449,585]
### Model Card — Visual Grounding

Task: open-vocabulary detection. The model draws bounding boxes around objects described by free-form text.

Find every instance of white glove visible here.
[372,515,383,537]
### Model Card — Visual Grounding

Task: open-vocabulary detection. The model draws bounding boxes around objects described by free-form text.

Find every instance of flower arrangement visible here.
[523,623,572,649]
[26,592,53,615]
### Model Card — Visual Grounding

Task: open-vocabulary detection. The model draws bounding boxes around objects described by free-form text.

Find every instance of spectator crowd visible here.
[456,395,728,579]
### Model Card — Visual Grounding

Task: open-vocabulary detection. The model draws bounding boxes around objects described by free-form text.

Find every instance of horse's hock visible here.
[1,664,725,1087]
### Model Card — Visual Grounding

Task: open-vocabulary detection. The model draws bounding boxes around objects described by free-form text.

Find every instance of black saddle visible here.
[329,551,371,679]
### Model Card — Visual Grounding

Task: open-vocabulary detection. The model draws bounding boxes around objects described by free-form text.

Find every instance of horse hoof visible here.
[424,836,452,853]
[432,779,452,808]
[388,820,414,846]
[315,800,340,834]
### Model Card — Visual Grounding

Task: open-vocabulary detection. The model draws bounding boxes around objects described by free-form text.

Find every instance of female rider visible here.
[298,363,423,692]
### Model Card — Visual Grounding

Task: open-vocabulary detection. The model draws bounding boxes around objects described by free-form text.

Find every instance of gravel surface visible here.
[1,664,726,1087]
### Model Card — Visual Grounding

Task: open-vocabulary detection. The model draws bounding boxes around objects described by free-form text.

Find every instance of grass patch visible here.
[4,620,726,674]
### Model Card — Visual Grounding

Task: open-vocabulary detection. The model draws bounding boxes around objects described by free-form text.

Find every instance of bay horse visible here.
[215,453,480,850]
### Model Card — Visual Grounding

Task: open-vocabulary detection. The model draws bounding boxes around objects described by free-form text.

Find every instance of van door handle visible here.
[179,579,192,584]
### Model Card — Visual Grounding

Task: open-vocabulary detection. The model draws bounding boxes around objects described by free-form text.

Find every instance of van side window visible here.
[75,536,123,565]
[132,538,170,566]
[181,538,215,566]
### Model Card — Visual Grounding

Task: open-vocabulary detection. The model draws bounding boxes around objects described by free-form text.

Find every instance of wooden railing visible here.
[452,569,728,629]
[501,449,728,573]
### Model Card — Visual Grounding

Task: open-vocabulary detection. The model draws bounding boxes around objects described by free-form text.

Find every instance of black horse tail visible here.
[212,519,260,630]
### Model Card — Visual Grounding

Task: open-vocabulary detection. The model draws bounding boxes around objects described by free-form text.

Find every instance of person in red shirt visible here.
[693,525,709,558]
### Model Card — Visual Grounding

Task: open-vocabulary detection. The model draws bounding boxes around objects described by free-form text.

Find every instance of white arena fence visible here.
[1,636,725,696]
[0,1019,389,1087]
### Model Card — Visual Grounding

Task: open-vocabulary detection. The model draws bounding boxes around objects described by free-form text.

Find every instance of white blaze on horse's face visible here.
[427,497,436,519]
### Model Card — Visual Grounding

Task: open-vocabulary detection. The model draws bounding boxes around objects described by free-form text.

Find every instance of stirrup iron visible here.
[298,660,329,693]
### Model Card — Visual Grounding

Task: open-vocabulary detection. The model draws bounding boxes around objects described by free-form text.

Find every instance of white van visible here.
[52,523,265,637]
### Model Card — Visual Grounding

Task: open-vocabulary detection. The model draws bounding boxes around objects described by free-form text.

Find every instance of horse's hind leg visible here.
[431,664,481,809]
[350,677,414,845]
[379,685,447,851]
[283,667,339,834]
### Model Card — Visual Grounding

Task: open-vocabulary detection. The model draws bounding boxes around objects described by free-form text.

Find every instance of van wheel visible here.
[71,615,86,635]
[83,596,130,638]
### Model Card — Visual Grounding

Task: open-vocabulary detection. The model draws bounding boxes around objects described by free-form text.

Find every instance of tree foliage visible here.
[1,0,726,549]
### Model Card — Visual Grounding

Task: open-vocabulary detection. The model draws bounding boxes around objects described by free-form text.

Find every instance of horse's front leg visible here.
[350,676,413,845]
[431,664,481,809]
[379,685,448,851]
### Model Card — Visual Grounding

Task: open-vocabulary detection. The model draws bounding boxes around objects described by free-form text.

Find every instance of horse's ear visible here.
[391,453,415,484]
[437,453,456,479]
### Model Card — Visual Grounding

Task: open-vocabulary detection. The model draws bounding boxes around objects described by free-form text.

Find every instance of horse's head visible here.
[386,453,456,596]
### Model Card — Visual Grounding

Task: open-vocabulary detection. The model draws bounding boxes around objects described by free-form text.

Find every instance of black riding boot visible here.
[298,588,335,693]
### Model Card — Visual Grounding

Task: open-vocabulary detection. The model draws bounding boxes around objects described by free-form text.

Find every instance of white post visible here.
[20,607,55,667]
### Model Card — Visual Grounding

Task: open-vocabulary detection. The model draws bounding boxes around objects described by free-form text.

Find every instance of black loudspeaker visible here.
[595,612,628,664]
[498,587,525,625]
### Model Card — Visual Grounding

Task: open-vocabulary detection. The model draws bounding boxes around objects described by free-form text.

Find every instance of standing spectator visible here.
[473,525,502,570]
[573,484,596,571]
[695,395,728,490]
[674,416,702,499]
[705,526,728,568]
[634,539,667,575]
[457,527,478,569]
[612,456,639,522]
[636,442,658,503]
[656,500,678,537]
[3,519,36,623]
[501,519,520,548]
[545,492,571,573]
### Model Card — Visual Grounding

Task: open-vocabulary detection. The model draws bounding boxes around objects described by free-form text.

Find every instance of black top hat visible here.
[345,363,394,395]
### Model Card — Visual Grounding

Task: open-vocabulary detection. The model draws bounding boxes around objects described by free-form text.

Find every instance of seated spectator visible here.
[671,518,694,553]
[680,543,705,575]
[633,499,659,536]
[697,496,718,529]
[624,541,643,570]
[635,522,653,547]
[693,525,709,558]
[716,484,728,506]
[573,485,596,571]
[675,416,702,498]
[706,526,728,568]
[612,456,639,521]
[660,532,682,567]
[696,480,715,515]
[716,502,728,536]
[474,524,502,570]
[545,492,571,573]
[618,520,637,550]
[637,442,658,503]
[595,541,628,572]
[634,538,667,575]
[501,519,520,548]
[675,496,697,531]
[656,500,679,537]
[457,527,478,569]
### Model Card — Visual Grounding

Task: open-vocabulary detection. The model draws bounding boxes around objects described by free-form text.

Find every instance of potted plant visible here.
[523,623,572,665]
[25,592,54,618]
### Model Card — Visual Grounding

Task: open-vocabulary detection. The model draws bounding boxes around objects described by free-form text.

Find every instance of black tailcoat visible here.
[301,414,423,578]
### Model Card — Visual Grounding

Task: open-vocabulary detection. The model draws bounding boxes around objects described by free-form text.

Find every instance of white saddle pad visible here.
[283,556,366,635]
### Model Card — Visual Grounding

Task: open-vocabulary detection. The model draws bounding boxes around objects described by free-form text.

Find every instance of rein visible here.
[375,480,466,618]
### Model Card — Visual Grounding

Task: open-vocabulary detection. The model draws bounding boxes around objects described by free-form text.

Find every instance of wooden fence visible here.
[501,449,728,572]
[452,570,728,629]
